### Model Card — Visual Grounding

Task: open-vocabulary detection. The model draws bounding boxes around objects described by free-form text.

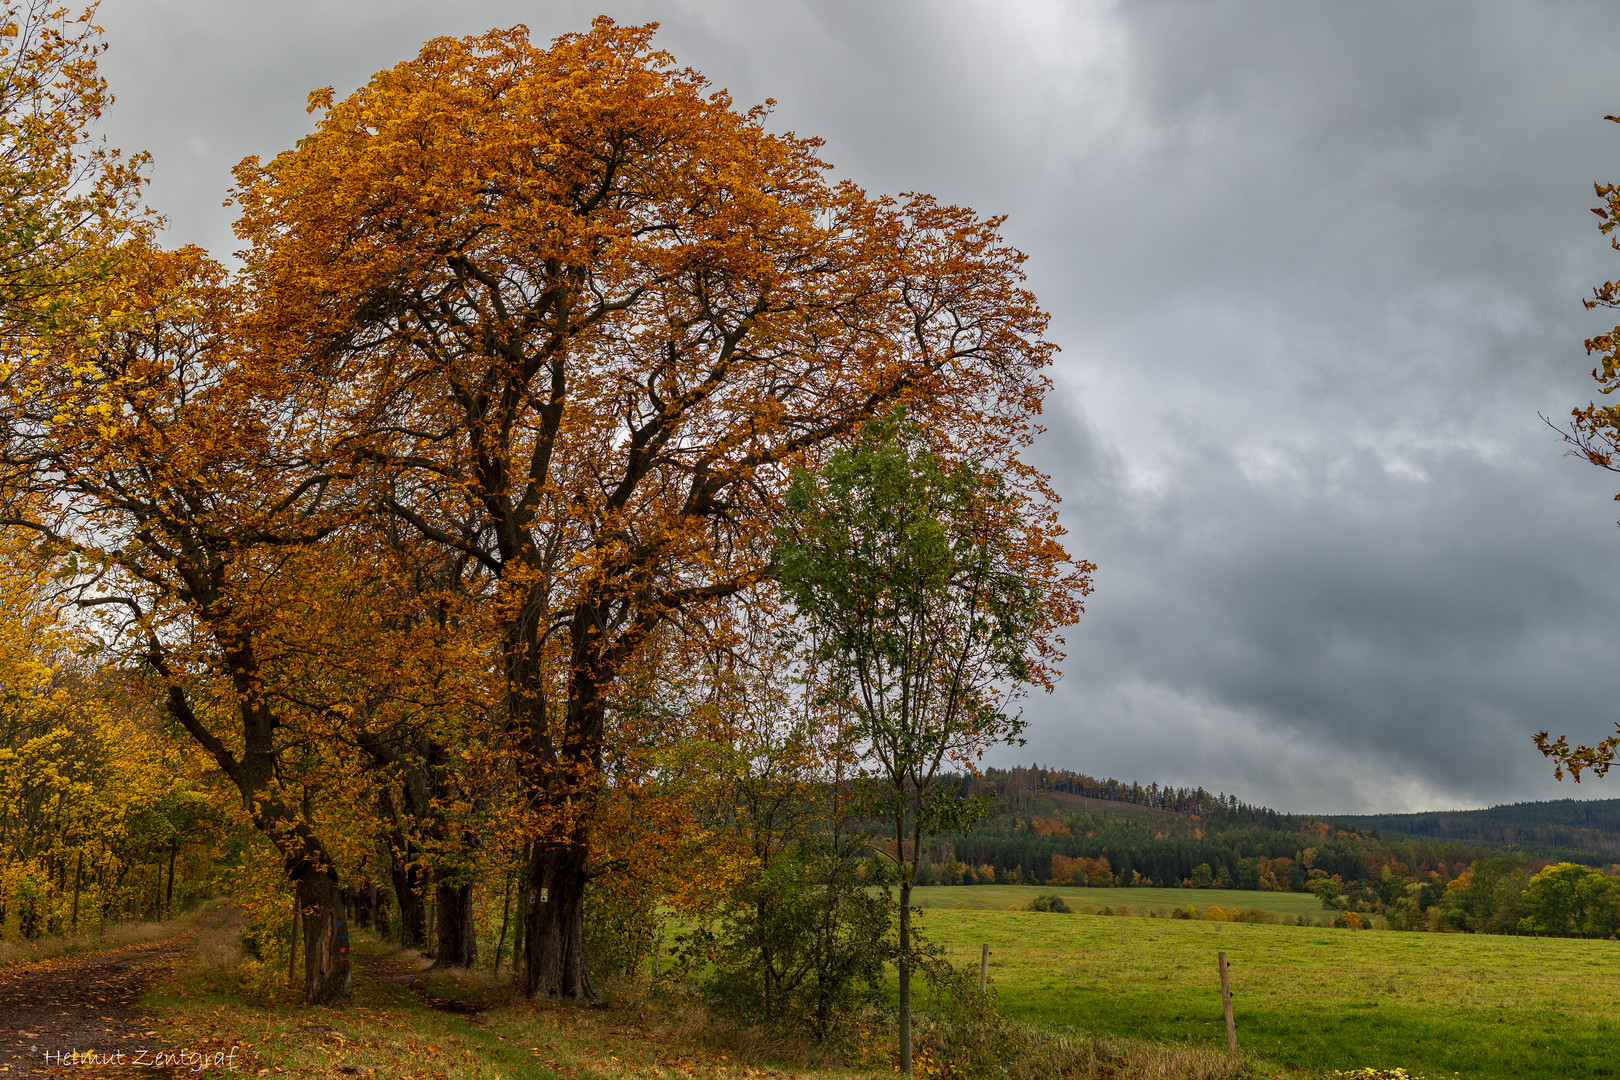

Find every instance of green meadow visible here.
[911,883,1327,919]
[913,905,1619,1080]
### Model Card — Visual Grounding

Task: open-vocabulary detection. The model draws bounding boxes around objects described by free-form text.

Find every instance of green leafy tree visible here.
[1437,857,1529,933]
[775,414,1087,1074]
[1519,862,1620,937]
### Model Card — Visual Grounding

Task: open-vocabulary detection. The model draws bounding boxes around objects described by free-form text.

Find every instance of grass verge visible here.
[0,900,221,971]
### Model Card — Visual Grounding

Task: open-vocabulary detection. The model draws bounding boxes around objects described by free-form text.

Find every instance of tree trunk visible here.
[493,866,514,977]
[430,879,478,968]
[164,841,178,919]
[355,881,379,930]
[899,875,913,1075]
[296,871,352,1005]
[70,850,83,932]
[512,847,528,977]
[519,839,592,999]
[288,892,299,983]
[388,848,428,950]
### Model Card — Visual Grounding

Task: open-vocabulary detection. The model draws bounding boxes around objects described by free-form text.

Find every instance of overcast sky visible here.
[93,0,1620,813]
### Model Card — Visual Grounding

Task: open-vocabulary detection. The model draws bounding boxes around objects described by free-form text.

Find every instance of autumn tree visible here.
[1536,114,1620,781]
[0,243,366,1002]
[278,532,505,968]
[0,1,146,332]
[0,533,214,939]
[774,415,1088,1074]
[232,19,1062,999]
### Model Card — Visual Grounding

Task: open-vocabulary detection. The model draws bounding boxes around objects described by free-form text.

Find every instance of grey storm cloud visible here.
[89,0,1620,812]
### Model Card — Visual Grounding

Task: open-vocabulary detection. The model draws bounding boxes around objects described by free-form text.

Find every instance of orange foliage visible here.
[1051,853,1113,886]
[1030,816,1071,837]
[230,18,1075,998]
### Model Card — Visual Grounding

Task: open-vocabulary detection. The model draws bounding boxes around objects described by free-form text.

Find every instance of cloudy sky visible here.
[93,1,1620,813]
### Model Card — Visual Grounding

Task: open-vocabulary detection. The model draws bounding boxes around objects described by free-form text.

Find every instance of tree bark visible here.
[70,850,83,932]
[387,842,428,950]
[899,874,913,1075]
[296,870,352,1005]
[361,881,380,930]
[511,845,529,977]
[493,866,513,977]
[519,839,592,999]
[288,892,298,983]
[164,841,178,919]
[430,879,478,968]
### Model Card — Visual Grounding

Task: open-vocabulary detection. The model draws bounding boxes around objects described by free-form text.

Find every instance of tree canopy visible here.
[0,14,1084,1009]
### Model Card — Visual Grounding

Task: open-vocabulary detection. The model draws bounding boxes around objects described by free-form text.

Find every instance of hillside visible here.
[1320,797,1620,855]
[916,767,1620,907]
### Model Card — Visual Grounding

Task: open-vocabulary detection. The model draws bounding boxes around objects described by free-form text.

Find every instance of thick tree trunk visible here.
[296,871,352,1005]
[508,604,616,1001]
[388,847,428,950]
[430,879,478,969]
[519,840,591,999]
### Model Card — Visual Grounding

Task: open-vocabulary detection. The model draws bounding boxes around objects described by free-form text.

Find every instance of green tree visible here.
[1436,857,1529,933]
[1519,862,1620,937]
[775,415,1087,1074]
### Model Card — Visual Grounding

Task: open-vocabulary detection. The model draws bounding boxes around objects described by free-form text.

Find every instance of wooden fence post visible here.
[1218,950,1236,1052]
[979,943,990,992]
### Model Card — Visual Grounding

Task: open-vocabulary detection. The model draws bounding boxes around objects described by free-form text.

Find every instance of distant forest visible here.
[1321,800,1620,855]
[908,765,1620,934]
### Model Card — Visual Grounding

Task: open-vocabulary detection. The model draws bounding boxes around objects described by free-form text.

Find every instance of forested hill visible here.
[972,764,1287,828]
[919,766,1620,894]
[1320,798,1620,855]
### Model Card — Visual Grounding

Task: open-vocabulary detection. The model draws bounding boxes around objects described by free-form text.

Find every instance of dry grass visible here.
[0,901,217,970]
[1008,1030,1267,1080]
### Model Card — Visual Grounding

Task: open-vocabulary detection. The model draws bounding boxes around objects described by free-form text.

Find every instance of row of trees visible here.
[981,765,1286,827]
[1309,858,1620,938]
[0,13,1085,1074]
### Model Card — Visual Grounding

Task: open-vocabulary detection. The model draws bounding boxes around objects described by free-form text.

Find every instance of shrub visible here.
[910,954,1023,1079]
[583,876,663,984]
[1026,894,1072,913]
[703,847,891,1043]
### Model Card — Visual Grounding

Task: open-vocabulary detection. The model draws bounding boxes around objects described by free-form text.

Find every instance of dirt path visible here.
[0,906,232,1077]
[352,948,494,1019]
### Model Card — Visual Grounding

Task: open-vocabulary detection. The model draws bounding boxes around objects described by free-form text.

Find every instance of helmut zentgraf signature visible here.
[36,1046,241,1072]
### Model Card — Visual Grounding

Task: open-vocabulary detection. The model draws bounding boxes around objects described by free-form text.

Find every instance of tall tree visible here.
[232,19,1059,998]
[0,243,360,1002]
[774,415,1088,1074]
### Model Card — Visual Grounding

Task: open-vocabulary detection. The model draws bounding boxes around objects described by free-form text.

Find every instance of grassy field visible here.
[917,906,1619,1080]
[912,884,1327,919]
